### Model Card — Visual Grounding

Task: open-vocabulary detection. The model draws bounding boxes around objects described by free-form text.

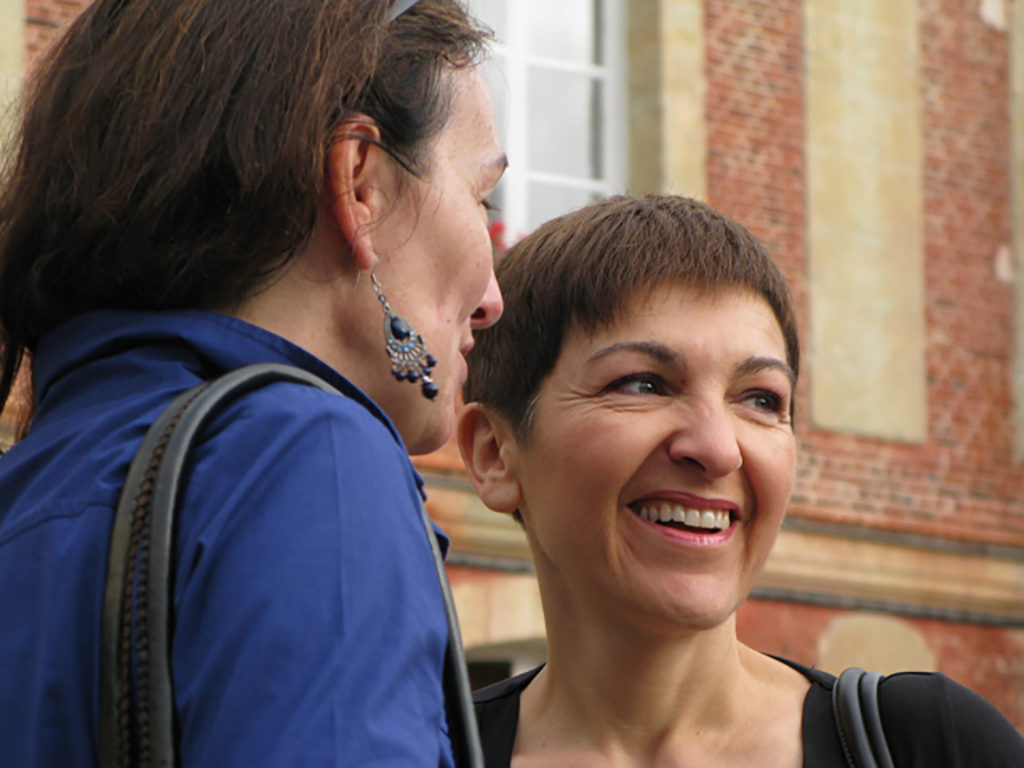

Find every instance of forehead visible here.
[566,284,786,358]
[430,67,501,163]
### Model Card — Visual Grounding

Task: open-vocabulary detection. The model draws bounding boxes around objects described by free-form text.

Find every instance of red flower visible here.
[488,219,508,256]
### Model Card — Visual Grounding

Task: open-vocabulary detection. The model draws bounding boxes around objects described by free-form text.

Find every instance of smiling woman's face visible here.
[507,283,796,635]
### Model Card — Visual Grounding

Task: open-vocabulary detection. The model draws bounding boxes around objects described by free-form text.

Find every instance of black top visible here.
[473,656,1024,767]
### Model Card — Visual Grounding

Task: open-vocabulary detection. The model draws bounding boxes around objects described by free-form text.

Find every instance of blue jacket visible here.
[0,310,454,766]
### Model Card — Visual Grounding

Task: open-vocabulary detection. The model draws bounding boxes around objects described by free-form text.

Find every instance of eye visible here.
[605,373,666,396]
[482,197,499,212]
[741,389,785,415]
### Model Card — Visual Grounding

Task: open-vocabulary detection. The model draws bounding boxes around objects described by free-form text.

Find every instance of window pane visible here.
[527,182,600,232]
[526,0,599,65]
[527,68,603,179]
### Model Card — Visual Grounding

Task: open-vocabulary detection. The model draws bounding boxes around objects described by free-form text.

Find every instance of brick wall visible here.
[704,0,1024,547]
[25,0,80,66]
[705,0,1023,730]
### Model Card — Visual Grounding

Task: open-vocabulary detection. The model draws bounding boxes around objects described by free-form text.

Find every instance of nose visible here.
[666,401,743,479]
[470,267,504,329]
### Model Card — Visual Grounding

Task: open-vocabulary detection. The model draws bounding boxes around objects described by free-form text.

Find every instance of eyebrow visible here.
[588,341,680,366]
[734,356,796,388]
[589,341,795,387]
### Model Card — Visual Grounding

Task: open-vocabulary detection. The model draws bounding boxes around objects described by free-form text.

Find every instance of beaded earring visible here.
[370,271,439,400]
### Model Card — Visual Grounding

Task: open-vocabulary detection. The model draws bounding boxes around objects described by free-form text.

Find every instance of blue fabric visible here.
[0,309,454,767]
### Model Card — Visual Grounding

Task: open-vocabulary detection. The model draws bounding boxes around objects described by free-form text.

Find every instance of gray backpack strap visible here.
[100,362,483,767]
[100,364,341,767]
[832,667,895,768]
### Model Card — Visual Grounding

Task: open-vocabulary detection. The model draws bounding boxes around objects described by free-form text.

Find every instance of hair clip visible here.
[388,0,422,22]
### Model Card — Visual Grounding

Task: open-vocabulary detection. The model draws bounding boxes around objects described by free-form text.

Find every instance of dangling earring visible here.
[370,271,439,400]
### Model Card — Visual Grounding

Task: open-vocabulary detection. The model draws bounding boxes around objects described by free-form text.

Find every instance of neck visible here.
[539,609,745,734]
[518,587,806,766]
[227,217,375,381]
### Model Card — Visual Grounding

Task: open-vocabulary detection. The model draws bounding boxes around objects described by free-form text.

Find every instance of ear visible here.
[323,117,393,272]
[457,402,523,514]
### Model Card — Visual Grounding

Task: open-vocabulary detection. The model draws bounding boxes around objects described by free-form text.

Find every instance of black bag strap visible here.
[99,362,483,767]
[832,666,895,768]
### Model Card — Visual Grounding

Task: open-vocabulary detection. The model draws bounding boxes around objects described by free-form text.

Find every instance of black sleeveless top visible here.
[473,656,1024,767]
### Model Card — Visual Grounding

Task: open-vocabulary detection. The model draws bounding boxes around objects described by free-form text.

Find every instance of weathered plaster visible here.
[805,0,927,441]
[629,0,706,197]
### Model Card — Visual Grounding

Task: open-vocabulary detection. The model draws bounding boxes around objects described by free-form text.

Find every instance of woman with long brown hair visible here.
[0,0,505,764]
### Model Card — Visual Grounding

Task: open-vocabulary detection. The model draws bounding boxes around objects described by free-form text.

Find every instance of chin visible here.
[406,433,445,456]
[403,407,455,456]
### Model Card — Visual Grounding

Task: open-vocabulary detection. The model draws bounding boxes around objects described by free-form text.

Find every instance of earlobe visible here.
[324,117,387,272]
[457,403,523,514]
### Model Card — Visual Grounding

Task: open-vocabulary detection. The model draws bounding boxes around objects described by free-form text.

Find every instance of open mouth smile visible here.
[629,503,733,534]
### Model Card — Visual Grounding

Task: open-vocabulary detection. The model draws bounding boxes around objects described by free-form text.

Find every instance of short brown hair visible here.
[0,0,491,423]
[464,195,800,436]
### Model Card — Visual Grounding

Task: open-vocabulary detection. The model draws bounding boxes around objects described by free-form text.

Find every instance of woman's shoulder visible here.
[776,655,1024,767]
[178,376,424,551]
[878,670,1024,766]
[209,376,409,465]
[771,655,1024,766]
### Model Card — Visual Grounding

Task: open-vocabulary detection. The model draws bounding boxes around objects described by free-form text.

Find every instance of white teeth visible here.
[635,505,732,532]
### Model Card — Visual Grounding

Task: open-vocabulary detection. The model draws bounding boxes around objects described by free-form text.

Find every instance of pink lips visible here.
[627,491,740,548]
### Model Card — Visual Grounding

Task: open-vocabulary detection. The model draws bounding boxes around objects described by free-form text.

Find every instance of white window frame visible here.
[472,0,627,241]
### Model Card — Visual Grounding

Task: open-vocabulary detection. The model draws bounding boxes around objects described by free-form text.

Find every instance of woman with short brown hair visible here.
[460,195,1024,766]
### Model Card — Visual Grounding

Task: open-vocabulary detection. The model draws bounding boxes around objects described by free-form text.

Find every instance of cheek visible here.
[442,218,492,308]
[527,419,643,512]
[747,435,796,515]
[467,229,494,285]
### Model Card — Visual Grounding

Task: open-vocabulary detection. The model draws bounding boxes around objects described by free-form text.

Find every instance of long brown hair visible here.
[0,0,490,434]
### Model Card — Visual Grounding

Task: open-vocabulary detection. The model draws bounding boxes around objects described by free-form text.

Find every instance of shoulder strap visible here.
[99,363,482,767]
[832,666,895,768]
